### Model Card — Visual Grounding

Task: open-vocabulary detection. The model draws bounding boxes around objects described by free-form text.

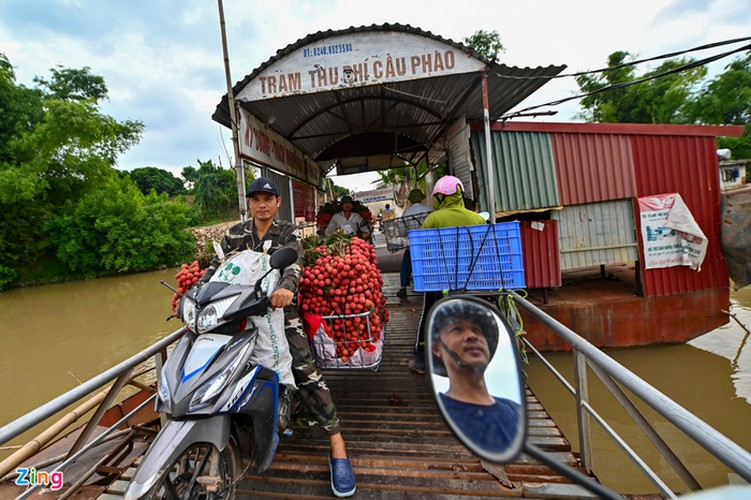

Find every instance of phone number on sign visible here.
[303,44,353,58]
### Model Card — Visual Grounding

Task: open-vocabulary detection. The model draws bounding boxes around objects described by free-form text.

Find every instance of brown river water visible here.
[1,268,750,494]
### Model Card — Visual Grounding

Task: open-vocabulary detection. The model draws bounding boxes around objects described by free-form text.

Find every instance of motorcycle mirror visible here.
[478,211,491,222]
[425,295,526,463]
[270,246,298,270]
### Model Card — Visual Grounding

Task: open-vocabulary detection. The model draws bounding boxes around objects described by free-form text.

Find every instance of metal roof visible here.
[213,23,565,177]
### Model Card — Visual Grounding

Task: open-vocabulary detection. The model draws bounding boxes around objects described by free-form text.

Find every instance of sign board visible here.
[354,188,394,203]
[293,180,316,222]
[236,31,486,101]
[239,108,319,186]
[637,193,707,271]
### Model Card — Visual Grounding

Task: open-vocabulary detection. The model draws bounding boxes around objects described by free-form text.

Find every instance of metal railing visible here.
[0,327,186,498]
[509,290,751,497]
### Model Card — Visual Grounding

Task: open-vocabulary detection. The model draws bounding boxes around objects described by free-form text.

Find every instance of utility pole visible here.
[217,0,247,221]
[482,70,496,221]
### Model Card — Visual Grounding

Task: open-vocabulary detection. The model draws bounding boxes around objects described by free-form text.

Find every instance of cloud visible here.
[1,0,750,188]
[654,0,716,23]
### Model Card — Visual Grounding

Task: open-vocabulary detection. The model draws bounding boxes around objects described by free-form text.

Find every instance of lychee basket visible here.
[382,213,430,253]
[309,307,385,371]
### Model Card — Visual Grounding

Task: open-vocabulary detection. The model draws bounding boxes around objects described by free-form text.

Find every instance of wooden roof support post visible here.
[482,71,496,220]
[217,0,247,221]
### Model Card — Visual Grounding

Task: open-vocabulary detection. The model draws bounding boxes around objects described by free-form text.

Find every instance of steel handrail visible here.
[520,337,677,497]
[0,327,185,446]
[510,290,751,484]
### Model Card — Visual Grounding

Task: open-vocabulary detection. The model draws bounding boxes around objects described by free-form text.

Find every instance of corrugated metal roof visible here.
[631,135,729,296]
[214,24,565,176]
[552,200,639,271]
[470,130,560,214]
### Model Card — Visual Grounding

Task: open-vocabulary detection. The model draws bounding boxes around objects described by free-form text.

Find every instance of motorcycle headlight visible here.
[157,369,170,405]
[181,298,197,330]
[195,295,239,334]
[188,343,250,412]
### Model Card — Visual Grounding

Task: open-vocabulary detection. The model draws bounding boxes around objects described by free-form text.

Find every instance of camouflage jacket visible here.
[201,219,303,293]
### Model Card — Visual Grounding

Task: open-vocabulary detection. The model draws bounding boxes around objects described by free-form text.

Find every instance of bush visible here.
[50,176,198,276]
[192,159,239,222]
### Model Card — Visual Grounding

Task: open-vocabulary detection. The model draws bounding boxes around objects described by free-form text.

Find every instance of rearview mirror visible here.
[426,295,526,462]
[270,246,299,270]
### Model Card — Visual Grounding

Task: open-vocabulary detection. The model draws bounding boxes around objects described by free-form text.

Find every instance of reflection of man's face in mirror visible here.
[429,302,523,457]
[434,318,491,374]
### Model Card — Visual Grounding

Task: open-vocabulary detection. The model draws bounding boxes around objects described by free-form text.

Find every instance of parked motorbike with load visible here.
[124,247,299,500]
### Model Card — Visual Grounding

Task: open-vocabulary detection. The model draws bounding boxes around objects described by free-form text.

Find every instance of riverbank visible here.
[9,220,238,291]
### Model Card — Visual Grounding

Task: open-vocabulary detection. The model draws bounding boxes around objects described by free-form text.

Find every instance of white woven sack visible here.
[210,250,295,387]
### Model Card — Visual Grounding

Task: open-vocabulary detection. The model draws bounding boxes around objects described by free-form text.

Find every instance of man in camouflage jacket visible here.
[201,177,356,497]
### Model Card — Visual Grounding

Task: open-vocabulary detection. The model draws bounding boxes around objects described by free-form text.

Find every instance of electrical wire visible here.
[495,36,751,80]
[500,42,751,119]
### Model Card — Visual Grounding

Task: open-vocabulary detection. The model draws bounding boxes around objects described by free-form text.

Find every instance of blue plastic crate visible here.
[408,222,525,291]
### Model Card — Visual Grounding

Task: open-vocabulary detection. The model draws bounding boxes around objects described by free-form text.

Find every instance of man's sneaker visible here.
[408,358,426,374]
[396,287,407,298]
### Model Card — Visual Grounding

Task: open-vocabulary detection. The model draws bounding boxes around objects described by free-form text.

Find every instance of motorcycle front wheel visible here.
[150,442,239,499]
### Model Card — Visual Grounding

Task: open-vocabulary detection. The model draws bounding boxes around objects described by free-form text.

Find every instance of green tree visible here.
[181,165,198,192]
[0,53,43,164]
[50,176,196,276]
[321,177,350,200]
[464,30,505,62]
[376,163,446,205]
[0,53,144,287]
[685,52,751,158]
[33,65,108,102]
[576,51,707,124]
[129,166,186,196]
[191,159,239,221]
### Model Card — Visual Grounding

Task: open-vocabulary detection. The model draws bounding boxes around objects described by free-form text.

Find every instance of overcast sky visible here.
[1,0,749,191]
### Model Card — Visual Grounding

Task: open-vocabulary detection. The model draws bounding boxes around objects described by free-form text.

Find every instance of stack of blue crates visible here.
[408,222,525,292]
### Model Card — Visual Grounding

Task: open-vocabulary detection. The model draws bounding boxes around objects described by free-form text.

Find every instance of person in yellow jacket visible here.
[409,175,486,373]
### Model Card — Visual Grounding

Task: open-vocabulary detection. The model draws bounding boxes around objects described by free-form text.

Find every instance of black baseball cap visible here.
[247,177,279,196]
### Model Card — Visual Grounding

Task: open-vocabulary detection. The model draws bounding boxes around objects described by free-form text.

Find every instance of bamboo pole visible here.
[217,0,247,221]
[0,390,107,478]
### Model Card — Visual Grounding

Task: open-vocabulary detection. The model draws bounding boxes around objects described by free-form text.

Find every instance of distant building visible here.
[353,187,398,217]
[719,160,749,191]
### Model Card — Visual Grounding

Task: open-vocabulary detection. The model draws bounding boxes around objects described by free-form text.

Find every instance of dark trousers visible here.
[414,291,441,356]
[284,307,341,436]
[400,248,412,288]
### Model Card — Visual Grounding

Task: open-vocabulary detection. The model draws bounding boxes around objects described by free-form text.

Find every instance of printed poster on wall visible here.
[637,193,708,271]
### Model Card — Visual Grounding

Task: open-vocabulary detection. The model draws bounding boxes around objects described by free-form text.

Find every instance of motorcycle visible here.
[124,246,299,500]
